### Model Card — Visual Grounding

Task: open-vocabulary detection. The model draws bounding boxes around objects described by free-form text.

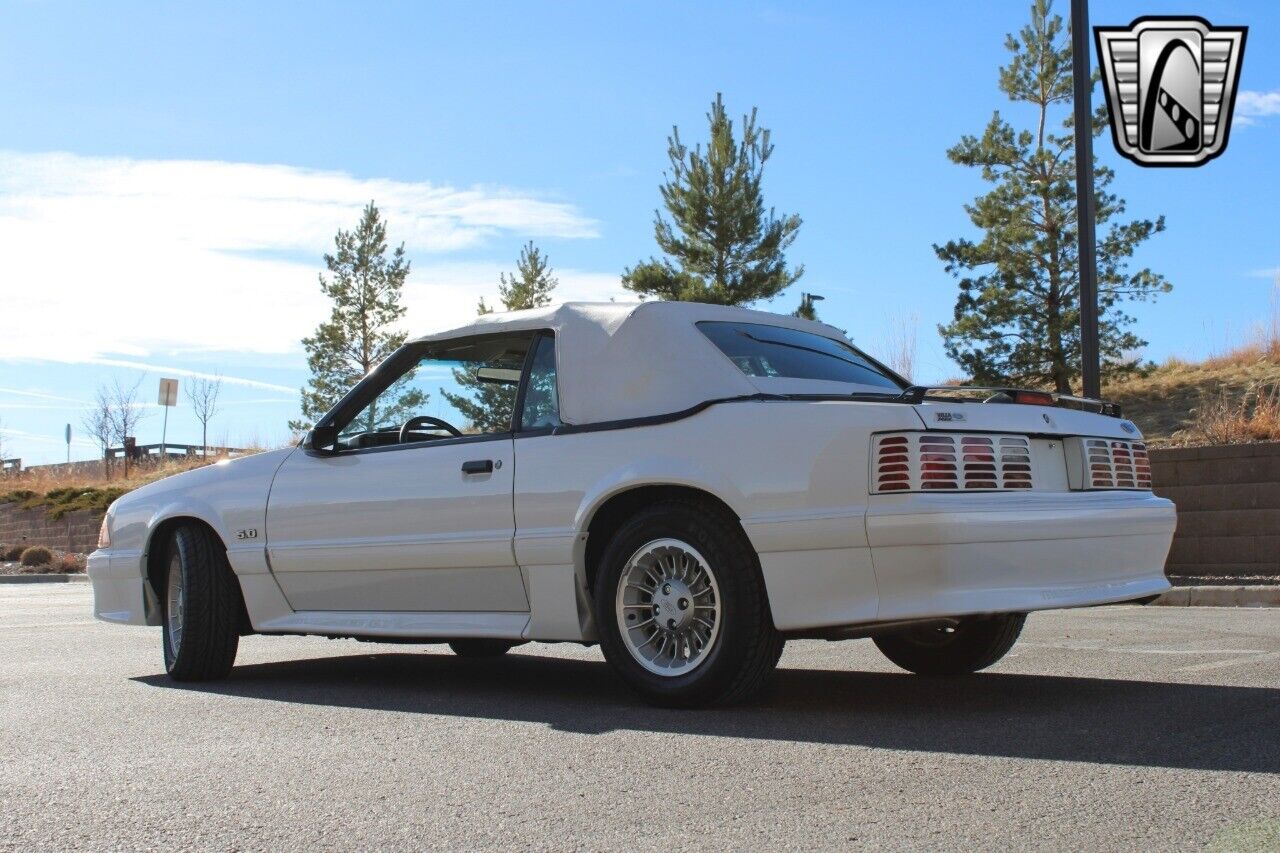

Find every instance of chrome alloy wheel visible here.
[165,552,185,657]
[615,538,721,676]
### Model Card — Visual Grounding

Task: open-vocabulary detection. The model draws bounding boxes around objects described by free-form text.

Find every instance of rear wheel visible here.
[448,639,519,658]
[873,613,1025,675]
[161,524,240,681]
[593,499,783,707]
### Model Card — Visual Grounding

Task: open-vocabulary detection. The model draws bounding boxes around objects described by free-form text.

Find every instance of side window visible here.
[519,334,561,430]
[334,334,532,449]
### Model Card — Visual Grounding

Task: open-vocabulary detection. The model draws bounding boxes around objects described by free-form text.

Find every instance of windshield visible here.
[697,321,903,391]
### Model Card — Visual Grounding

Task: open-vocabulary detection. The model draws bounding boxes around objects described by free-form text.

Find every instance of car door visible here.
[265,333,535,613]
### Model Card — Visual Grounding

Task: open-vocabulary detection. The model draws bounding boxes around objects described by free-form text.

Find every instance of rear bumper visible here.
[866,491,1176,622]
[88,549,158,626]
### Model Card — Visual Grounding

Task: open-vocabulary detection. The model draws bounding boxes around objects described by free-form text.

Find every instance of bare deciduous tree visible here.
[82,387,115,476]
[83,377,149,478]
[876,314,918,383]
[185,376,222,457]
[108,377,149,451]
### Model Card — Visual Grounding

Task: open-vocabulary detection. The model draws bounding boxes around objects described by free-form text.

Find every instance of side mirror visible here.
[307,425,339,453]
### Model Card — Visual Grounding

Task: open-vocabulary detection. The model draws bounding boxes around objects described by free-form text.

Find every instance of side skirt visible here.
[256,610,531,640]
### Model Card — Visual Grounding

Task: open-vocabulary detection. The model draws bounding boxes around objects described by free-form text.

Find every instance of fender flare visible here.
[569,456,750,589]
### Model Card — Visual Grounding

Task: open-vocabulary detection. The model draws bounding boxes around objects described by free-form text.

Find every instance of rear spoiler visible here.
[896,385,1123,418]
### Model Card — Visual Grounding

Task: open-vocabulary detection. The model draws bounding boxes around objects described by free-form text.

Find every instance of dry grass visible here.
[1201,280,1280,369]
[1106,292,1280,444]
[0,450,264,514]
[1178,383,1280,445]
[1105,340,1280,440]
[11,455,215,494]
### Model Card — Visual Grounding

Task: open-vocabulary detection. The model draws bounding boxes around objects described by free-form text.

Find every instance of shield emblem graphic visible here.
[1095,17,1247,167]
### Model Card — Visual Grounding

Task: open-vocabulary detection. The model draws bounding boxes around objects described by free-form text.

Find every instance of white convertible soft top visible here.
[412,301,883,426]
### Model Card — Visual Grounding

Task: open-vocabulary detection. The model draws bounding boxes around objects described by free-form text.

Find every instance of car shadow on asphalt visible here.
[134,650,1280,774]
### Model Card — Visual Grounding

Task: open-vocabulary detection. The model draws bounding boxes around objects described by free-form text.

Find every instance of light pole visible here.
[1072,0,1101,399]
[800,292,825,318]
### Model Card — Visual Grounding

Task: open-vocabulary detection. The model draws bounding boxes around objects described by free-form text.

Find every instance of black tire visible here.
[873,613,1026,676]
[448,639,519,658]
[161,523,240,681]
[593,498,783,708]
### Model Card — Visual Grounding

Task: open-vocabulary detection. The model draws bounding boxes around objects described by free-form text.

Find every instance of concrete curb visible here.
[0,573,90,584]
[1151,585,1280,608]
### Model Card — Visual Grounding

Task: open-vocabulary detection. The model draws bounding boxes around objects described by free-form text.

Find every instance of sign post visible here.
[158,378,179,459]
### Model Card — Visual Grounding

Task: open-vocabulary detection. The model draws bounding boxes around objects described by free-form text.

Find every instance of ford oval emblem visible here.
[1121,421,1137,434]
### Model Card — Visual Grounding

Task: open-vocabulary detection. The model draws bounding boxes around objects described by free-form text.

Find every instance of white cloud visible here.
[0,387,88,404]
[1237,90,1280,116]
[1235,90,1280,126]
[78,359,299,394]
[0,425,98,450]
[0,150,612,362]
[400,261,627,337]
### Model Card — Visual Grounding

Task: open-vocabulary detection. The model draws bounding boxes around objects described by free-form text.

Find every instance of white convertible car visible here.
[89,302,1175,706]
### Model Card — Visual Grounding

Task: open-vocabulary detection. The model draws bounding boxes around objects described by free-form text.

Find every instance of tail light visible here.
[872,432,1034,493]
[1077,438,1151,489]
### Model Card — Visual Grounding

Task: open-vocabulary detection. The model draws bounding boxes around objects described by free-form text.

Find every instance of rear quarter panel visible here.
[513,399,925,636]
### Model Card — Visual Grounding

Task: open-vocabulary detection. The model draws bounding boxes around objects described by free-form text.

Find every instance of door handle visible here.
[461,459,494,474]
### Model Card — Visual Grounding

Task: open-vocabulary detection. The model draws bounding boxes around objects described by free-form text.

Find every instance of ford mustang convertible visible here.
[89,302,1176,706]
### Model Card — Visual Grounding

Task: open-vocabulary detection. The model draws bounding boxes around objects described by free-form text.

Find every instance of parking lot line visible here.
[1175,649,1280,674]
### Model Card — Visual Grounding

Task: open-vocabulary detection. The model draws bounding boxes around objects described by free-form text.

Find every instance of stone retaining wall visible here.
[1150,442,1280,580]
[0,503,103,554]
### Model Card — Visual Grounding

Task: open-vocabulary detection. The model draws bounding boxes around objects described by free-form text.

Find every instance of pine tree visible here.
[291,202,424,431]
[497,241,558,312]
[936,0,1170,393]
[624,93,803,306]
[442,242,558,431]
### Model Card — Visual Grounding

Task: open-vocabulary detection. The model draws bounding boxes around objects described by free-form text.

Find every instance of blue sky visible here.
[2,0,1278,465]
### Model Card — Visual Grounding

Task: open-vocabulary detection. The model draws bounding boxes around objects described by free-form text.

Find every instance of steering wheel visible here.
[398,415,463,444]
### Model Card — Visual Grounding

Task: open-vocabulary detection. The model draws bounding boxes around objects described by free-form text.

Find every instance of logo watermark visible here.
[1095,16,1247,167]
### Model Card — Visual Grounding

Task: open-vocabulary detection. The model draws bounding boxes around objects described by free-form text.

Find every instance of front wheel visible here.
[162,524,241,681]
[873,613,1026,675]
[593,499,783,708]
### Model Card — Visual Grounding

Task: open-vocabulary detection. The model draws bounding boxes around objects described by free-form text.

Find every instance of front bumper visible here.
[865,491,1176,622]
[87,549,159,626]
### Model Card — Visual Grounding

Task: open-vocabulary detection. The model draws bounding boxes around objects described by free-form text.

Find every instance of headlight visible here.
[97,515,111,550]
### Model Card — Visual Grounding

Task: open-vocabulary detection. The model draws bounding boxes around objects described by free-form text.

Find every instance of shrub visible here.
[19,546,53,567]
[3,544,24,561]
[55,553,83,574]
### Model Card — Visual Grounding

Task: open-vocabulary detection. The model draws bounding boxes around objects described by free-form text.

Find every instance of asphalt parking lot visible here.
[2,585,1277,851]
